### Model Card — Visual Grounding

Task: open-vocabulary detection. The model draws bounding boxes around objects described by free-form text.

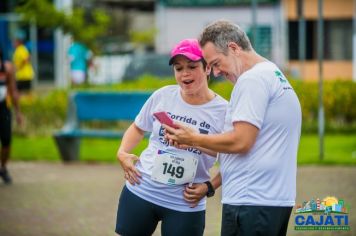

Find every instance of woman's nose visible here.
[182,69,190,76]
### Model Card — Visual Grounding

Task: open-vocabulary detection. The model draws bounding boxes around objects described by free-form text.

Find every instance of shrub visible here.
[14,76,355,136]
[14,90,68,136]
[290,80,356,133]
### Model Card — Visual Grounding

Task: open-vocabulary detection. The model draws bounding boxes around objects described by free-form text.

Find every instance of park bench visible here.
[54,91,152,161]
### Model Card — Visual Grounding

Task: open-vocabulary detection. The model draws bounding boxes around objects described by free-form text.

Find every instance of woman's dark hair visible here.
[201,59,207,69]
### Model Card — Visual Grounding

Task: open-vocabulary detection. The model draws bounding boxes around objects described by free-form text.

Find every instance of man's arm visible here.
[174,143,217,157]
[165,121,259,154]
[197,146,217,157]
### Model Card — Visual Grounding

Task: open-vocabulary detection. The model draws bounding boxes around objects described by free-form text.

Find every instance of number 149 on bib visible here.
[151,150,198,185]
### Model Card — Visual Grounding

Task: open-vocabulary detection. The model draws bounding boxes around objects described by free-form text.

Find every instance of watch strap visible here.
[204,181,215,198]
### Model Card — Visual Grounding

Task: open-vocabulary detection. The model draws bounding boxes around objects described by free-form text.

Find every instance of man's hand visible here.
[117,151,142,185]
[183,183,209,208]
[163,123,198,147]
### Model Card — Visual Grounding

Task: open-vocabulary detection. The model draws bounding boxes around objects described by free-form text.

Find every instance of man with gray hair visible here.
[165,20,302,236]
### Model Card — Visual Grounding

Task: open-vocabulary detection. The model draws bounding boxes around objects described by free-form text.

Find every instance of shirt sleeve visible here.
[134,92,158,132]
[231,77,270,129]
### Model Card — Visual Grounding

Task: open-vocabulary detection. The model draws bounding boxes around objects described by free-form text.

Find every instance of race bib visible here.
[151,149,198,185]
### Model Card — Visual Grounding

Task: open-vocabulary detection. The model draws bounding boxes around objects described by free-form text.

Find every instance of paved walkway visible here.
[0,162,354,236]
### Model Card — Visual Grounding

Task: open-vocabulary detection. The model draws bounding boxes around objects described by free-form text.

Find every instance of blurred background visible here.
[1,0,355,85]
[0,0,353,159]
[0,0,355,235]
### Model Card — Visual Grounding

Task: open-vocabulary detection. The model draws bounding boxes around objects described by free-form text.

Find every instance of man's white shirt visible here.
[219,61,302,207]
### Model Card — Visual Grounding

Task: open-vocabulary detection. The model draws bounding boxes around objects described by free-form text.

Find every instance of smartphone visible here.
[153,111,179,129]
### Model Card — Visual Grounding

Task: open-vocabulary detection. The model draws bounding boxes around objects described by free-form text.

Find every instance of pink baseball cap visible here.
[169,38,203,65]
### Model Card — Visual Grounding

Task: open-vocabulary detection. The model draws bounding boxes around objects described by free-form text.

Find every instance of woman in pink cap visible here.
[115,38,227,236]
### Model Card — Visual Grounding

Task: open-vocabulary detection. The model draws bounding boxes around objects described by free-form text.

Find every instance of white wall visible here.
[155,4,287,68]
[88,55,132,84]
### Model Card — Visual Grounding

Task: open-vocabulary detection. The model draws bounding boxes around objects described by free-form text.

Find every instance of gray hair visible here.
[199,20,252,54]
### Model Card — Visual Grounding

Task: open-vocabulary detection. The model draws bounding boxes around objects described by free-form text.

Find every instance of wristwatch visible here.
[204,181,215,198]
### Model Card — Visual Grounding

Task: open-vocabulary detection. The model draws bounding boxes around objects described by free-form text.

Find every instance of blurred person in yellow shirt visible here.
[12,30,34,92]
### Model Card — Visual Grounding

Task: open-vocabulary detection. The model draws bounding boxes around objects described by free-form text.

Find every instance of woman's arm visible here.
[117,123,145,185]
[183,172,222,207]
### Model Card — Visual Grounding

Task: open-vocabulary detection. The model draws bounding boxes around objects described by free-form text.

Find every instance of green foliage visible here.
[115,74,176,90]
[73,74,176,91]
[297,134,356,165]
[209,80,234,100]
[16,0,110,51]
[11,136,149,162]
[11,77,356,164]
[11,134,356,164]
[15,76,355,136]
[209,79,356,131]
[12,136,60,161]
[289,80,356,133]
[14,90,67,136]
[129,28,157,50]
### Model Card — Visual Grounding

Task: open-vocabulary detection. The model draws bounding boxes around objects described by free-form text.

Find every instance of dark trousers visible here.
[116,186,205,236]
[221,204,292,236]
[0,101,11,147]
[16,80,32,92]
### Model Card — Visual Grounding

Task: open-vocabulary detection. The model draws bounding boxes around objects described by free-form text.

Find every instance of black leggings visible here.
[115,186,205,236]
[0,101,11,147]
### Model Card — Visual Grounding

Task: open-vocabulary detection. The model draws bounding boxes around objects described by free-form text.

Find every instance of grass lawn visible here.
[11,134,356,165]
[298,134,356,164]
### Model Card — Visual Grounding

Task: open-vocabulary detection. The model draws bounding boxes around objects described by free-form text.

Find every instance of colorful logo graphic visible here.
[294,196,350,231]
[275,70,287,83]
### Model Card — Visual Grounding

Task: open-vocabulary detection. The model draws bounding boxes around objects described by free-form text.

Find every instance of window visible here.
[288,19,352,60]
[324,20,352,60]
[160,0,278,7]
[247,26,272,59]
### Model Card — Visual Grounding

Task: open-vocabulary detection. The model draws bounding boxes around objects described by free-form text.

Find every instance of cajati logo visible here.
[294,196,350,231]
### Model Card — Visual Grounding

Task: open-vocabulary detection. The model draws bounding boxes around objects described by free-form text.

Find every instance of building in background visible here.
[1,0,355,86]
[89,0,155,54]
[285,0,354,80]
[0,0,54,86]
[155,0,286,67]
[155,0,355,81]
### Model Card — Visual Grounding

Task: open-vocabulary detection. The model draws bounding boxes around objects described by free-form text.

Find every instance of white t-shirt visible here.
[219,61,301,207]
[127,85,227,212]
